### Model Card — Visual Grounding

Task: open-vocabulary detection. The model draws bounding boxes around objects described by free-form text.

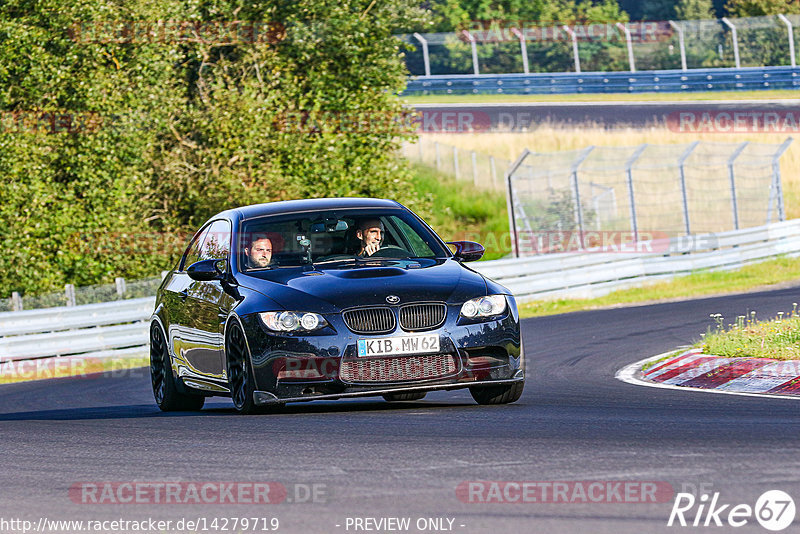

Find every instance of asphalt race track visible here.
[2,286,800,534]
[413,100,800,130]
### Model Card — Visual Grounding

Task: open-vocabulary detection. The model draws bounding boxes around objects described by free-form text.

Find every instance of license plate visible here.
[357,334,440,357]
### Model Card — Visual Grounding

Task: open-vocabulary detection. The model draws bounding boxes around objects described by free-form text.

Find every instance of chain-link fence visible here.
[401,138,509,191]
[400,14,800,75]
[506,138,793,256]
[3,276,163,312]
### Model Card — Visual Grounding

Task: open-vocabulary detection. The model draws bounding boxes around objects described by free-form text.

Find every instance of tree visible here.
[725,0,800,16]
[677,0,717,19]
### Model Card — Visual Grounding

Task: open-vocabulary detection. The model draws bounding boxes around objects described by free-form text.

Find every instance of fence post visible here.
[778,15,796,68]
[461,30,480,76]
[562,26,581,73]
[435,142,441,170]
[678,141,699,235]
[412,33,431,77]
[668,21,687,71]
[505,149,532,258]
[510,28,529,74]
[721,17,741,69]
[624,144,648,242]
[11,292,23,312]
[471,151,479,186]
[490,156,497,189]
[616,23,636,72]
[65,284,76,307]
[453,146,460,180]
[569,146,595,249]
[115,277,127,297]
[768,137,793,223]
[728,142,749,230]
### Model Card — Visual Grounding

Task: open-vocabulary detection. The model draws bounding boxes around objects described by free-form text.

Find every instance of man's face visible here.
[247,238,272,268]
[357,226,382,248]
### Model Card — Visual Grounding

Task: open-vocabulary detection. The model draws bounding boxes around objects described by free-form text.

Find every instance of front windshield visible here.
[238,208,450,271]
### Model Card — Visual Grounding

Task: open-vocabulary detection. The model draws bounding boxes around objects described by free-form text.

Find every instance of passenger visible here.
[244,235,273,268]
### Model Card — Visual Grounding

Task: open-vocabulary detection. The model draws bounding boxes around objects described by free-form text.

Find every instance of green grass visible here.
[697,307,800,360]
[519,256,800,318]
[402,89,800,105]
[409,162,511,260]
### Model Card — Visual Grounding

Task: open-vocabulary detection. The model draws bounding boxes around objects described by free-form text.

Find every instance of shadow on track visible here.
[0,399,479,421]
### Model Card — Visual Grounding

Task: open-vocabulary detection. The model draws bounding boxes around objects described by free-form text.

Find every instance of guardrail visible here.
[0,297,153,363]
[403,66,800,95]
[472,219,800,301]
[2,220,799,364]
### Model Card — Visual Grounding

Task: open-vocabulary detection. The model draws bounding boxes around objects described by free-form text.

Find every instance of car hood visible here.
[238,258,488,312]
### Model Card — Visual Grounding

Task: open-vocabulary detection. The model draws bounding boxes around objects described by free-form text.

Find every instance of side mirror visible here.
[446,241,485,262]
[187,259,225,281]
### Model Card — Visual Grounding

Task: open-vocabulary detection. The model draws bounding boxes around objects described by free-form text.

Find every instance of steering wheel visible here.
[370,245,411,259]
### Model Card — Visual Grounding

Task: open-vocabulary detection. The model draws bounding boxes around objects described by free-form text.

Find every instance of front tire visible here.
[383,392,427,402]
[226,323,262,414]
[469,381,524,405]
[150,323,205,412]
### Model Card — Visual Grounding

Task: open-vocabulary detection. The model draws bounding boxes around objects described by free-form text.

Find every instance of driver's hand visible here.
[364,242,380,256]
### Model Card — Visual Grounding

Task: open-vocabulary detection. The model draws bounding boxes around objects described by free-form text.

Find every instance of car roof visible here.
[228,197,404,221]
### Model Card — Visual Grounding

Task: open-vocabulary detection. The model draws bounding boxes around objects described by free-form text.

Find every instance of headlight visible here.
[460,295,507,319]
[259,311,328,332]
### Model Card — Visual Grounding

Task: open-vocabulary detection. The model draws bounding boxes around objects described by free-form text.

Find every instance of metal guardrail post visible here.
[768,137,793,223]
[562,26,581,73]
[471,151,479,186]
[510,28,529,74]
[435,142,441,170]
[453,146,460,179]
[11,292,23,312]
[678,141,699,235]
[115,277,127,297]
[728,142,749,230]
[412,33,431,77]
[505,149,531,258]
[624,144,648,242]
[778,15,796,68]
[490,156,497,189]
[569,146,595,249]
[668,21,687,71]
[721,17,741,69]
[65,284,76,307]
[616,23,636,72]
[461,30,479,76]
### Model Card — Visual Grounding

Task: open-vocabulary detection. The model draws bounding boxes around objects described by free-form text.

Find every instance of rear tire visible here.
[469,381,524,405]
[383,392,427,402]
[150,324,205,412]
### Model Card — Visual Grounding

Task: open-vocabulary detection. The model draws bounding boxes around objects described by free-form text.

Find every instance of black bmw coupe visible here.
[150,198,525,413]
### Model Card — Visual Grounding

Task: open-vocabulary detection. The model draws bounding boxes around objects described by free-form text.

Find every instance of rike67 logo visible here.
[668,490,795,531]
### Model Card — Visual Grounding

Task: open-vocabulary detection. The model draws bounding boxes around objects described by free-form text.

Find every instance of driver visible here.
[244,235,273,268]
[355,218,384,257]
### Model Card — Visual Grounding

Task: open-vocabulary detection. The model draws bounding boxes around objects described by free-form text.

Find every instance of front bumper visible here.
[253,374,524,405]
[239,303,524,404]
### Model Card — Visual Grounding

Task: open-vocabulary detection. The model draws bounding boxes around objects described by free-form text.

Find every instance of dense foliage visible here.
[0,0,426,297]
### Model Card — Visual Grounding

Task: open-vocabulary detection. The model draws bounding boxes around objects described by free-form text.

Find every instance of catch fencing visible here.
[505,138,793,257]
[401,138,509,191]
[400,14,800,77]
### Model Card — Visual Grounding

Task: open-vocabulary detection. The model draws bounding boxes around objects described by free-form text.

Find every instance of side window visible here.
[181,226,210,271]
[200,220,231,261]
